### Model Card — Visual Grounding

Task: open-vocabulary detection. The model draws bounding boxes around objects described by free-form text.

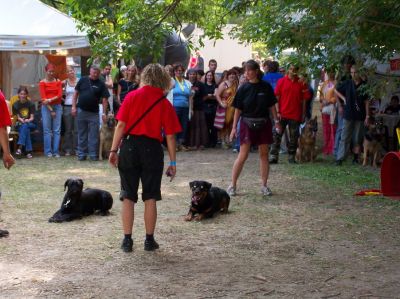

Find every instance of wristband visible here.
[169,161,176,166]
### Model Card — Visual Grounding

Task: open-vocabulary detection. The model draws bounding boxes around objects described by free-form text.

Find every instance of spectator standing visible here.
[172,64,192,151]
[203,70,218,147]
[117,65,139,106]
[108,63,181,253]
[164,65,175,105]
[215,69,239,148]
[262,60,283,90]
[227,60,280,197]
[194,50,204,72]
[0,90,15,238]
[203,59,221,84]
[187,69,208,149]
[12,87,36,159]
[39,63,63,158]
[384,95,400,114]
[269,64,311,164]
[62,66,78,156]
[72,65,110,161]
[319,68,337,155]
[100,64,114,113]
[335,65,370,165]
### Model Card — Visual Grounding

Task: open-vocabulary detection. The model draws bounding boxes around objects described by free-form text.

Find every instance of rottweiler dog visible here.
[185,181,230,221]
[49,178,113,223]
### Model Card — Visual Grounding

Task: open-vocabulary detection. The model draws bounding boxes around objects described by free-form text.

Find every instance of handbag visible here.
[214,106,226,129]
[242,117,267,130]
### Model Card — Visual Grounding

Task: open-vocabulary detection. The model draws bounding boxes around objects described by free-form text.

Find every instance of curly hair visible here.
[140,63,171,91]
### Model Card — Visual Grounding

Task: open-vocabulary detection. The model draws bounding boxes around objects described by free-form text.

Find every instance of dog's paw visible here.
[184,215,193,221]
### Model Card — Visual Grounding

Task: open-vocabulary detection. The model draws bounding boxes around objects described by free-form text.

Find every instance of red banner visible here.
[390,58,400,71]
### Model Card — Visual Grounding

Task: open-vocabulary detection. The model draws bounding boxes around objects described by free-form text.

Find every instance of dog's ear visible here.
[78,179,84,188]
[205,182,212,189]
[64,179,71,191]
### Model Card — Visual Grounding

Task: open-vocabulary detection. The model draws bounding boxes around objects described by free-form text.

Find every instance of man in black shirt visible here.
[72,65,110,161]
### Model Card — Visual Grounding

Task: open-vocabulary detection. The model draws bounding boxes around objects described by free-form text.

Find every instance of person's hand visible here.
[275,122,282,134]
[108,152,118,168]
[229,128,236,142]
[364,116,370,127]
[165,166,176,182]
[277,112,281,120]
[71,107,77,117]
[102,114,107,123]
[3,153,15,170]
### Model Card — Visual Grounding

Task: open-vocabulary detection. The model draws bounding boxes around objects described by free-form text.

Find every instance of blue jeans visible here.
[174,106,189,144]
[41,104,62,156]
[336,119,364,161]
[77,108,99,159]
[334,110,344,159]
[17,122,36,152]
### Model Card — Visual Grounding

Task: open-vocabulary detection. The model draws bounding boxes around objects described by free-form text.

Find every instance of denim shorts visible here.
[118,135,164,202]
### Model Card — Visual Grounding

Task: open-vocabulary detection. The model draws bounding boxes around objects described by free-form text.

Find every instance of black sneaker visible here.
[144,239,159,251]
[0,229,9,238]
[335,160,342,166]
[288,158,297,164]
[121,238,133,252]
[78,156,87,161]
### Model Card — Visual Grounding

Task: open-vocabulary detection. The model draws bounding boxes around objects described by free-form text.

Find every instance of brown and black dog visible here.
[363,116,385,167]
[99,114,116,161]
[185,181,230,221]
[296,116,318,163]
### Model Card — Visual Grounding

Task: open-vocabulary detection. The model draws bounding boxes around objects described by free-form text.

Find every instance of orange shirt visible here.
[39,80,62,105]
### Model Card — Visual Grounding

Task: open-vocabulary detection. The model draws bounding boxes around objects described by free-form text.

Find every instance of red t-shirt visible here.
[0,91,12,128]
[116,85,182,142]
[274,76,311,122]
[39,80,62,105]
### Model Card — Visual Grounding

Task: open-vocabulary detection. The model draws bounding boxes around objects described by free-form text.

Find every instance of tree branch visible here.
[364,19,400,30]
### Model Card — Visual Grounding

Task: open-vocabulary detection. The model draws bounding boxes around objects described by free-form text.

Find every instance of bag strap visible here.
[124,94,165,138]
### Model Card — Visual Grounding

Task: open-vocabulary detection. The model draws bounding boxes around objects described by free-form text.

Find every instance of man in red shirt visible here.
[270,64,311,164]
[0,90,15,238]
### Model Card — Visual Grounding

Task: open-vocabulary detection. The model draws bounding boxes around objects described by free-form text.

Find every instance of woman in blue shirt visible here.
[172,64,192,150]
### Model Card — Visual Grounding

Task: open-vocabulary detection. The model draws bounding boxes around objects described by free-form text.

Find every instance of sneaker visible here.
[335,160,342,166]
[227,185,236,196]
[26,153,33,159]
[64,151,71,156]
[261,186,272,196]
[121,238,133,253]
[47,153,53,158]
[288,158,297,164]
[15,149,22,158]
[144,239,159,251]
[232,148,239,153]
[54,154,61,158]
[78,156,87,161]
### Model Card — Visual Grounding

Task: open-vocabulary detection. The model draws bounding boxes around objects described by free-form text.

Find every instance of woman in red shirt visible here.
[39,63,63,158]
[109,63,181,253]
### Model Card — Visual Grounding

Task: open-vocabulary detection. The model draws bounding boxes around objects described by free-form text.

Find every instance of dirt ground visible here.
[0,149,399,298]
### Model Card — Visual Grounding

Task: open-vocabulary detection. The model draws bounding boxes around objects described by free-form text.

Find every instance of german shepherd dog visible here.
[49,178,113,222]
[99,114,116,161]
[185,181,230,221]
[363,116,385,167]
[296,116,318,162]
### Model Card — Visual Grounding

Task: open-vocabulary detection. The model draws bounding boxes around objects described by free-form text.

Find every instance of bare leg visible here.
[144,199,157,235]
[230,143,251,188]
[258,144,269,186]
[121,199,134,234]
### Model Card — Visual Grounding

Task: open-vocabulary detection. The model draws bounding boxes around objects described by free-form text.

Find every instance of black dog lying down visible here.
[49,178,113,223]
[185,180,230,221]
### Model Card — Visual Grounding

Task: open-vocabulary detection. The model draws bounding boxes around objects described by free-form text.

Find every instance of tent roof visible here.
[0,0,89,50]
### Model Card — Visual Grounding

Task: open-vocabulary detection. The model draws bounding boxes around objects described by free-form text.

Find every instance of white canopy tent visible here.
[0,0,89,51]
[0,0,89,98]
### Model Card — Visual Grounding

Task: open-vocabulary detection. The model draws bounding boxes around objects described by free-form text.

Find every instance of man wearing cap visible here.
[72,65,110,161]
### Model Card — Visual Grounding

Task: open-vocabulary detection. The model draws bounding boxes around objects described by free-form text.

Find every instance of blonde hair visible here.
[140,63,171,91]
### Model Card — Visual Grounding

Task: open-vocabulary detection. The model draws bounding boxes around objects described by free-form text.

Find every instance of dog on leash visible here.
[49,178,113,222]
[296,116,318,162]
[363,116,385,167]
[99,114,116,161]
[185,181,230,221]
